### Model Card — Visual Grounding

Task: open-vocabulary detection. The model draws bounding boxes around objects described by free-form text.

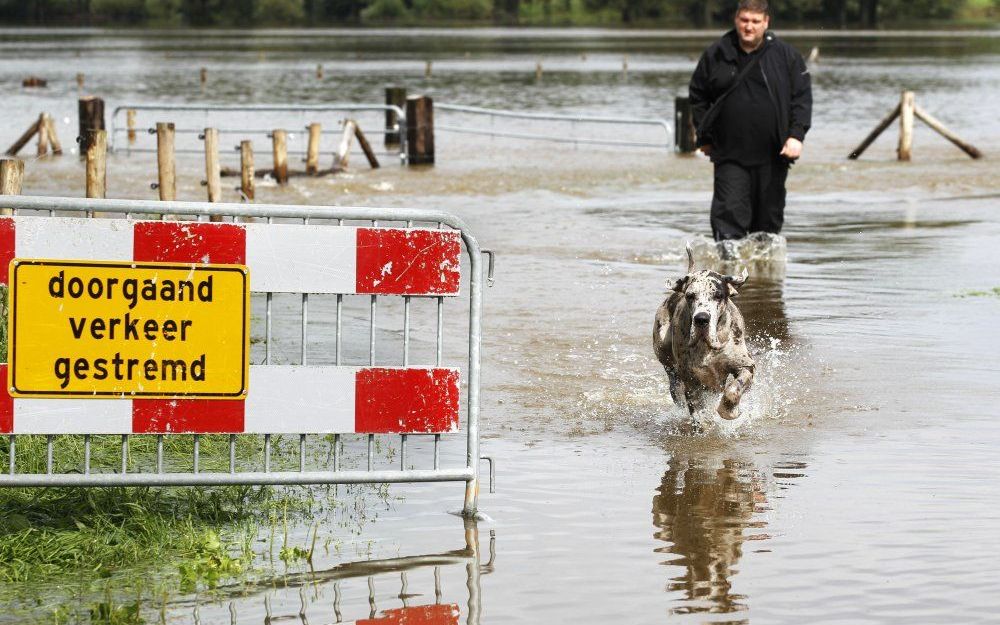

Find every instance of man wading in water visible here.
[688,0,812,255]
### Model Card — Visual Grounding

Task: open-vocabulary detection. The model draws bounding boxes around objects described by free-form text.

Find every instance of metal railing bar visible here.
[333,434,340,472]
[434,434,441,470]
[8,435,14,476]
[121,434,128,474]
[400,435,407,470]
[436,103,671,126]
[400,571,409,608]
[301,293,309,365]
[334,581,342,623]
[367,434,374,471]
[46,435,53,474]
[403,296,411,366]
[157,435,164,473]
[436,123,670,149]
[83,434,90,475]
[265,291,273,365]
[370,295,377,366]
[368,577,376,619]
[434,566,442,603]
[229,434,236,473]
[299,434,306,472]
[193,434,200,474]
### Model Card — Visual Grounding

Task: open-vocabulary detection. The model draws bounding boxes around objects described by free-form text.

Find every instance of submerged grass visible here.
[955,286,1000,298]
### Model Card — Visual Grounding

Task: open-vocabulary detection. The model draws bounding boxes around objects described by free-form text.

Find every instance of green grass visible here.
[955,286,1000,298]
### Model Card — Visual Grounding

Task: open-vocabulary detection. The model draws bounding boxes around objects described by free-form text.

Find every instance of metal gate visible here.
[0,195,492,517]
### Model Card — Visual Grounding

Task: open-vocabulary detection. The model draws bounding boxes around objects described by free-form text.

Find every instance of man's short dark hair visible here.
[737,0,770,15]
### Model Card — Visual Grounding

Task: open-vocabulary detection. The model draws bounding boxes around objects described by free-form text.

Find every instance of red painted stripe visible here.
[0,217,15,285]
[357,605,460,625]
[133,221,246,264]
[131,399,245,434]
[132,221,246,434]
[355,368,459,434]
[356,228,460,296]
[0,365,12,434]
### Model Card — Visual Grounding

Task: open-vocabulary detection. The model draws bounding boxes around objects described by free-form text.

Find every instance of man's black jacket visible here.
[688,30,812,151]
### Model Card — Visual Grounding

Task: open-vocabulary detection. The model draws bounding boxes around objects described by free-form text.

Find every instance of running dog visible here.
[652,247,754,420]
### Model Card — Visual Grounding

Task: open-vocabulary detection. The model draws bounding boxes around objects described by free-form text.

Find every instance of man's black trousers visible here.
[710,159,789,241]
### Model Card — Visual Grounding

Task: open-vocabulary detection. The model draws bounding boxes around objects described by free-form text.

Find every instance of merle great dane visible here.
[652,246,754,420]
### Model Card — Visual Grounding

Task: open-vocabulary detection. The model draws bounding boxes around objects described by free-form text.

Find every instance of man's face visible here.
[735,10,769,49]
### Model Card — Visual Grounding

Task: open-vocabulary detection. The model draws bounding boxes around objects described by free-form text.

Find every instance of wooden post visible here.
[354,125,380,169]
[848,104,900,159]
[240,140,255,201]
[36,113,50,157]
[78,96,106,156]
[674,97,696,153]
[384,87,406,148]
[85,129,107,199]
[913,104,983,160]
[0,160,23,211]
[203,128,222,204]
[334,121,356,170]
[200,67,207,85]
[76,73,85,90]
[306,123,322,174]
[0,158,24,216]
[535,61,543,82]
[45,114,63,155]
[272,130,288,184]
[127,109,137,145]
[425,60,432,78]
[156,122,176,201]
[5,119,40,156]
[316,64,323,79]
[622,55,628,78]
[406,95,434,166]
[898,91,914,162]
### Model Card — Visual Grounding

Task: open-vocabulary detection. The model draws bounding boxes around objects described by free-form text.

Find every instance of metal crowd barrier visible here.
[0,195,494,517]
[109,103,407,159]
[435,103,673,150]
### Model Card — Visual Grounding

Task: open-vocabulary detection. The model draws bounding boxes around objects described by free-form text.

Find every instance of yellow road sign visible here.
[8,259,249,399]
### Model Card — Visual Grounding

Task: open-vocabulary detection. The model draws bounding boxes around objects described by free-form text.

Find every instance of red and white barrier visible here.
[0,217,463,435]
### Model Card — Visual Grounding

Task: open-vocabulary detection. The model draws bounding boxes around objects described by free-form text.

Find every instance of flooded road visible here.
[3,28,1000,624]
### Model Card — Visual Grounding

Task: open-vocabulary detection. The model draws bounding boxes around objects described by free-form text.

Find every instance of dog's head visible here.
[673,245,748,349]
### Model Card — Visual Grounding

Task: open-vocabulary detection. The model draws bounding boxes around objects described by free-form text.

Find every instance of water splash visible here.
[687,232,788,280]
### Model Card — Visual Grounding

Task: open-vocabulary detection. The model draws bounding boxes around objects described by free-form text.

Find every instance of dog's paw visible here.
[716,401,740,420]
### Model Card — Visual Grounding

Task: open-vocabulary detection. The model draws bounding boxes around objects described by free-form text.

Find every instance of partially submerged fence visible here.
[109,103,407,159]
[0,195,494,517]
[435,103,673,151]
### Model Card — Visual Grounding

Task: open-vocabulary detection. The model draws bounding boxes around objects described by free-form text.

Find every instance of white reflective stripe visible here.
[14,217,133,261]
[245,223,357,294]
[243,365,355,434]
[13,398,133,434]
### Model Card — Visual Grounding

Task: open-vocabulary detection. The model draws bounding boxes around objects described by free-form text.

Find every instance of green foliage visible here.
[955,286,1000,298]
[255,0,306,23]
[361,0,410,22]
[412,0,491,20]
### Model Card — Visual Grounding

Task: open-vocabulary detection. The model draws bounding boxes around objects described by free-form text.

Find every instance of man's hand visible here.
[780,138,803,161]
[699,144,712,157]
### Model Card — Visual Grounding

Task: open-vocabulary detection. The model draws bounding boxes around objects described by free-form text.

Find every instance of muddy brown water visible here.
[3,28,1000,624]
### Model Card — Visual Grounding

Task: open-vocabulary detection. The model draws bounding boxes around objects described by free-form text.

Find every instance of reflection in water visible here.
[652,456,766,620]
[164,519,493,625]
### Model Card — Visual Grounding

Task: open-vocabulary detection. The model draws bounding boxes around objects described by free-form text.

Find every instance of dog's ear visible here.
[725,267,749,296]
[685,243,695,273]
[672,276,690,293]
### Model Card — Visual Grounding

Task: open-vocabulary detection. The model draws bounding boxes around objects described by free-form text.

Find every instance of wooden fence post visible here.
[36,113,50,157]
[85,129,107,199]
[44,115,62,155]
[78,96,105,157]
[385,87,406,148]
[240,140,255,202]
[1,158,24,215]
[5,119,41,156]
[897,91,915,162]
[913,104,983,159]
[354,125,380,169]
[127,109,137,145]
[674,97,696,153]
[272,130,288,184]
[156,122,176,201]
[204,128,222,206]
[406,95,434,166]
[76,73,85,91]
[335,121,356,170]
[306,123,322,174]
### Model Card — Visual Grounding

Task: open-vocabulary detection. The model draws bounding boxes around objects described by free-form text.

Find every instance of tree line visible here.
[0,0,995,27]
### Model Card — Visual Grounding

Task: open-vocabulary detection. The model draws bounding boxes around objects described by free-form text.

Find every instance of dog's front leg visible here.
[717,367,753,420]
